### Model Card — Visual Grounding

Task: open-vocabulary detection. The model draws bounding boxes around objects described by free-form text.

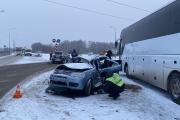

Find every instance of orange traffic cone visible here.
[13,84,22,99]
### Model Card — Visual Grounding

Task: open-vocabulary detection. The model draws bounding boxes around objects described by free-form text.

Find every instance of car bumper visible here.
[49,84,68,92]
[52,59,64,62]
[49,76,85,91]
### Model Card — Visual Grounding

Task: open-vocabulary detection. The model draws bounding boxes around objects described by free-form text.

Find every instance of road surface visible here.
[0,55,21,67]
[0,62,57,98]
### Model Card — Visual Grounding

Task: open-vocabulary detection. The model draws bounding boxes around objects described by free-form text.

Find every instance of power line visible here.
[107,0,151,13]
[43,0,135,22]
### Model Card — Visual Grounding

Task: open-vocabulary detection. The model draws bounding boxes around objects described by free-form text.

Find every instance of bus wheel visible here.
[124,64,130,78]
[169,73,180,104]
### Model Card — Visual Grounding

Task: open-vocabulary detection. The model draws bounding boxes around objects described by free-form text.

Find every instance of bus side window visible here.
[171,2,180,32]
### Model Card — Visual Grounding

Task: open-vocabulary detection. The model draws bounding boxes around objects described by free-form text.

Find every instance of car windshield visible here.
[55,52,62,54]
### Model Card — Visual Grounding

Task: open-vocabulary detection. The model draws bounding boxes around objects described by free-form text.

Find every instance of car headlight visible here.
[70,72,85,78]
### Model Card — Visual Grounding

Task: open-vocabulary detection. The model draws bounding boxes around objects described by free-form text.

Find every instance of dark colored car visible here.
[24,52,32,56]
[51,51,69,64]
[47,56,121,96]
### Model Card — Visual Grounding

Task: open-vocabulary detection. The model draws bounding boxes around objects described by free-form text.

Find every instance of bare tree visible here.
[31,40,114,54]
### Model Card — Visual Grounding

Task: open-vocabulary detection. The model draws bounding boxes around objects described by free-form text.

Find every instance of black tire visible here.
[124,64,130,78]
[168,73,180,104]
[83,80,92,96]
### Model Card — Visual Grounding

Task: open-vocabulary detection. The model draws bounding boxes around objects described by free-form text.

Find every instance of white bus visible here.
[120,0,180,104]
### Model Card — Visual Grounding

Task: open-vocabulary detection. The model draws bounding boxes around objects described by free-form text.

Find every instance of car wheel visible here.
[169,73,180,104]
[83,79,92,96]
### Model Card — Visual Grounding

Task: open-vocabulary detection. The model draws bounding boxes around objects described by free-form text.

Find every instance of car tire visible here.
[169,73,180,104]
[83,79,92,96]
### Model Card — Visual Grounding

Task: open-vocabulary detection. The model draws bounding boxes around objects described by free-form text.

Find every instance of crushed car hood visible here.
[63,63,93,70]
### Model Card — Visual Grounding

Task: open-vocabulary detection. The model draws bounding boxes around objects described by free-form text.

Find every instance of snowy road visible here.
[0,71,179,120]
[0,55,21,67]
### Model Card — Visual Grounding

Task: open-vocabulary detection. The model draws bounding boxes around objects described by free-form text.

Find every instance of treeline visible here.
[31,40,114,54]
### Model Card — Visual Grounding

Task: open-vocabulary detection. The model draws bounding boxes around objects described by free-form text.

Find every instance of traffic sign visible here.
[52,39,56,43]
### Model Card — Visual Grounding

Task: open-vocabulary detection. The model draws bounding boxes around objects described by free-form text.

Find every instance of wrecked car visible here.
[47,56,122,96]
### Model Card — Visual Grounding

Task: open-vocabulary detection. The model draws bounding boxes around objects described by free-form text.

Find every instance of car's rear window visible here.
[55,52,62,54]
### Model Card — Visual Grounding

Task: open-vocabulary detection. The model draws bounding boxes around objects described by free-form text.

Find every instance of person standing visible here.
[71,49,78,58]
[49,51,53,60]
[106,50,113,59]
[71,49,78,63]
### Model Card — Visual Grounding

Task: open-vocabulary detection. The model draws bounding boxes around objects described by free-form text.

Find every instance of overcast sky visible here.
[0,0,174,48]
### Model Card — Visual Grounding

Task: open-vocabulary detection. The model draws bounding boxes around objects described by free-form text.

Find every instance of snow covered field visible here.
[0,71,179,120]
[11,54,50,65]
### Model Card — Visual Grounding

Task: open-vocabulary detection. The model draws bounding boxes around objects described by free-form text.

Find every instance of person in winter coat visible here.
[49,51,53,60]
[71,49,78,63]
[103,72,125,100]
[71,49,78,58]
[106,50,113,59]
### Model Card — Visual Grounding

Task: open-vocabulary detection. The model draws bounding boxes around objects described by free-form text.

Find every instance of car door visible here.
[100,60,121,74]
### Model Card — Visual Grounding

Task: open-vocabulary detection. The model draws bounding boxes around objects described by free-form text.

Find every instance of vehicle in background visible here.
[23,49,33,56]
[15,47,23,56]
[51,51,69,64]
[47,56,121,96]
[24,52,32,56]
[16,52,23,56]
[118,1,180,104]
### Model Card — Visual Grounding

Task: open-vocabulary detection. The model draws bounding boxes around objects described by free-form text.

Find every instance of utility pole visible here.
[9,31,11,55]
[8,28,16,55]
[13,39,16,52]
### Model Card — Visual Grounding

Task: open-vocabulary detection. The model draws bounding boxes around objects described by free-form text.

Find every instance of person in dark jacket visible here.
[103,72,125,100]
[71,49,78,58]
[49,51,53,60]
[71,49,78,63]
[106,50,113,59]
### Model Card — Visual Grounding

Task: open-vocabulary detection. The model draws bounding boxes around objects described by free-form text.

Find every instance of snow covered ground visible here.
[11,54,50,65]
[0,71,180,120]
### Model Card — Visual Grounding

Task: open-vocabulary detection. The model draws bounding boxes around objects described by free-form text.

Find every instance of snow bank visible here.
[0,71,180,120]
